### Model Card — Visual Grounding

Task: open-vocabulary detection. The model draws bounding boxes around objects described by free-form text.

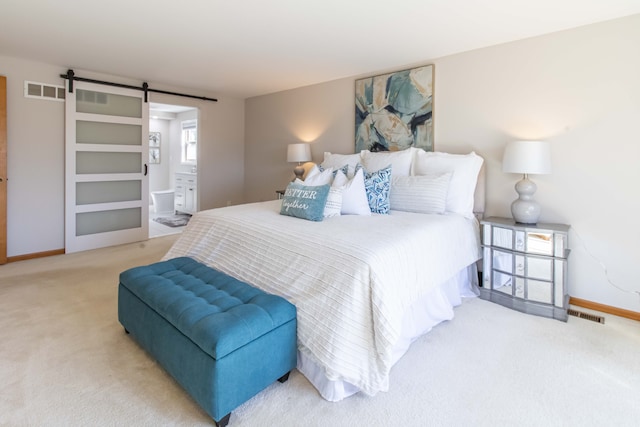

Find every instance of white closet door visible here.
[65,81,149,253]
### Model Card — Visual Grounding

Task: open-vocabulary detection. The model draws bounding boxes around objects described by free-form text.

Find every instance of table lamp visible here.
[287,143,311,181]
[502,140,551,224]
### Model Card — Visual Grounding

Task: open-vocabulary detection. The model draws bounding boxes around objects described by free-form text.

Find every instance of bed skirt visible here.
[297,263,480,402]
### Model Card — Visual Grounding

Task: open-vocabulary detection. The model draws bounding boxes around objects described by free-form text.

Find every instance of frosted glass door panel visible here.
[76,208,142,236]
[76,181,141,205]
[76,152,141,174]
[76,121,142,145]
[76,89,142,118]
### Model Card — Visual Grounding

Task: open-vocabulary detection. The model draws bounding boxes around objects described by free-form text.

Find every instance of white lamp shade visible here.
[502,140,551,175]
[287,143,312,163]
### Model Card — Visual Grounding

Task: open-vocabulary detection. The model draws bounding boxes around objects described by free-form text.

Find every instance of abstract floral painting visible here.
[355,65,433,152]
[149,132,161,147]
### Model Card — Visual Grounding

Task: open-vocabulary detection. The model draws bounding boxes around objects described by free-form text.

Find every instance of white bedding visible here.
[163,200,481,398]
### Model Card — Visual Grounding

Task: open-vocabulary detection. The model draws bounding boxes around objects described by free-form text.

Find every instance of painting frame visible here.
[149,131,161,147]
[149,147,160,164]
[355,64,434,153]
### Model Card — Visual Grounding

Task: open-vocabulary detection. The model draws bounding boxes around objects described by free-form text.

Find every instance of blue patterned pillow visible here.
[280,182,330,221]
[356,164,392,214]
[318,163,349,178]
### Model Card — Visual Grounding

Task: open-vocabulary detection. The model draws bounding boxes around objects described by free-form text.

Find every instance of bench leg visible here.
[215,413,230,427]
[277,371,291,383]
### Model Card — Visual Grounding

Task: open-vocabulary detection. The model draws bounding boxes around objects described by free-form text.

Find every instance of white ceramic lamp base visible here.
[511,175,541,224]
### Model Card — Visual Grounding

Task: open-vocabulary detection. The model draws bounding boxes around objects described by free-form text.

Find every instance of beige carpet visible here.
[1,235,639,426]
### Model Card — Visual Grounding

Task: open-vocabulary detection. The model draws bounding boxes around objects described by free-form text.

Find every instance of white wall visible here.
[149,118,171,193]
[0,56,245,257]
[244,15,640,312]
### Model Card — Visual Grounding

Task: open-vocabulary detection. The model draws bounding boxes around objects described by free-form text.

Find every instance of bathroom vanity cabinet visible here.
[480,217,570,321]
[175,173,197,215]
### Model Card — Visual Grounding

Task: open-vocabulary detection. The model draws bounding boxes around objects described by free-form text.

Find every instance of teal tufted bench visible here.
[118,257,297,427]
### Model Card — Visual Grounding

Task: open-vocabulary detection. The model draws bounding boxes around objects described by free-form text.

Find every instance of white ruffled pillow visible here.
[412,151,483,218]
[321,152,363,178]
[360,148,416,176]
[332,169,371,215]
[389,173,451,214]
[301,164,334,186]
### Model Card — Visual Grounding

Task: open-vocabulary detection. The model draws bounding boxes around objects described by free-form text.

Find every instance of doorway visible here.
[148,102,198,238]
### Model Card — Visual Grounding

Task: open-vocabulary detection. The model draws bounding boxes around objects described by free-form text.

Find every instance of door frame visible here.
[0,76,7,264]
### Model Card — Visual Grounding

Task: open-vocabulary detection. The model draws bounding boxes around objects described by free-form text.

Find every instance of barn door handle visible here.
[144,164,148,176]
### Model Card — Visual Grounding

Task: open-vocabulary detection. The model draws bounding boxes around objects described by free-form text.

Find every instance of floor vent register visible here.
[567,309,605,324]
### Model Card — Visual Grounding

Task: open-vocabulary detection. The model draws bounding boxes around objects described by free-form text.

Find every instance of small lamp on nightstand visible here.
[287,143,311,181]
[502,140,551,224]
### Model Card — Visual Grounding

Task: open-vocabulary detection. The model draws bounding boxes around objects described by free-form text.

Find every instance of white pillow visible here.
[389,173,451,214]
[360,148,416,176]
[412,151,484,218]
[332,169,371,216]
[321,152,362,178]
[323,185,343,218]
[302,164,334,186]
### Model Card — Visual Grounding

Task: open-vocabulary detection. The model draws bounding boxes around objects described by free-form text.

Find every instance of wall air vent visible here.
[24,81,65,101]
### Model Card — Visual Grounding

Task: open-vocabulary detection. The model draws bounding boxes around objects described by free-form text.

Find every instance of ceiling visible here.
[1,1,639,99]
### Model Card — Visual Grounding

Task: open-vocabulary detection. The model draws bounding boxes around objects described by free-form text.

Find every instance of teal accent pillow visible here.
[356,163,392,214]
[280,182,330,221]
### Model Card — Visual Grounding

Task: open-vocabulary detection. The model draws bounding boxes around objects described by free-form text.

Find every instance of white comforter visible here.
[163,200,481,396]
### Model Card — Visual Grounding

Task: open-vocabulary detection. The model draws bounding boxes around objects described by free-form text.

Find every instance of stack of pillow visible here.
[279,148,483,222]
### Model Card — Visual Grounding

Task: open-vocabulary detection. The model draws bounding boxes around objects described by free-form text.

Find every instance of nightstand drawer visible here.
[485,222,568,258]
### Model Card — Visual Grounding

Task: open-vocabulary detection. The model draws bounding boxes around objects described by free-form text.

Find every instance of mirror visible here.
[492,271,512,294]
[527,256,553,281]
[527,279,552,303]
[526,232,553,255]
[492,250,512,274]
[515,277,525,299]
[492,226,513,250]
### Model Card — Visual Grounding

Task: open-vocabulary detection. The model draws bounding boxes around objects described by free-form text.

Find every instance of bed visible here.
[163,149,485,402]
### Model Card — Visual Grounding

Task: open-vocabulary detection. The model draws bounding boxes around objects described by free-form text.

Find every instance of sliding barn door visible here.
[65,81,149,253]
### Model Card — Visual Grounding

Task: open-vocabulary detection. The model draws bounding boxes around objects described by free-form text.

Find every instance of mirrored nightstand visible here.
[480,217,570,321]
